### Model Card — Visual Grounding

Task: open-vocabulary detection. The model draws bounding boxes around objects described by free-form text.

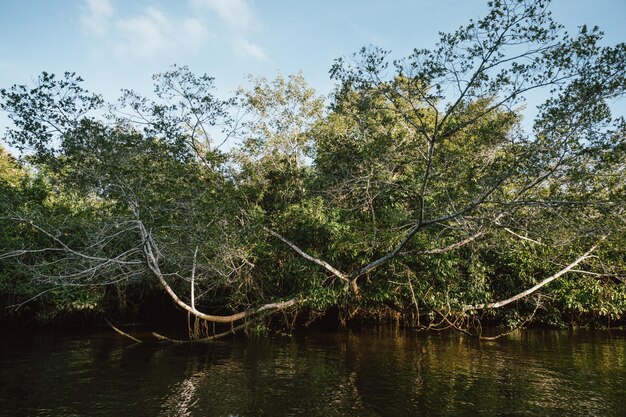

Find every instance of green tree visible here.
[267,0,626,329]
[1,0,625,337]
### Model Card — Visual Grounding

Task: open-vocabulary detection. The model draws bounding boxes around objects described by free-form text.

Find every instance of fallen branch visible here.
[152,332,187,343]
[104,318,142,343]
[153,315,265,343]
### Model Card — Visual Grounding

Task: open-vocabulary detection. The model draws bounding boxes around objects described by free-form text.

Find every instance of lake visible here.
[1,327,625,416]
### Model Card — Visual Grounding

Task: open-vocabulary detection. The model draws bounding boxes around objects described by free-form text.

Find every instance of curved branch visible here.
[464,238,605,311]
[152,313,267,343]
[105,318,142,343]
[136,218,302,323]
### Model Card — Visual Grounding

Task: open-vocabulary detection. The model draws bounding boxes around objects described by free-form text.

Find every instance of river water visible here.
[1,328,625,416]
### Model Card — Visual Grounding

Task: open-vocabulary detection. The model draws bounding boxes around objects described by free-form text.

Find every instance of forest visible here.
[1,0,625,340]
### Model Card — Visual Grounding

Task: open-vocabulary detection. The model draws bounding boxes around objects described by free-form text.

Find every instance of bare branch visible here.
[263,226,350,284]
[104,318,142,343]
[465,237,606,311]
[7,216,142,266]
[136,218,303,323]
[500,227,545,246]
[415,229,485,255]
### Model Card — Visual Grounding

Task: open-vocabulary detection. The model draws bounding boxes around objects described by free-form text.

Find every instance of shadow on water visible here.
[1,328,625,416]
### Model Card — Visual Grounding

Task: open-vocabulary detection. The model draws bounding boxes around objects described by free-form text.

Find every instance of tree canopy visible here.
[1,0,625,338]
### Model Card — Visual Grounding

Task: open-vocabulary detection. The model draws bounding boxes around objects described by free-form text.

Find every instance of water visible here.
[1,328,625,416]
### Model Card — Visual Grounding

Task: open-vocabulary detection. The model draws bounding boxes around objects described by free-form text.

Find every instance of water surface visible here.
[1,328,625,416]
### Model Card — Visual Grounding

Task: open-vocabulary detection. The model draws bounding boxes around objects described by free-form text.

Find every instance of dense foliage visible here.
[1,0,625,335]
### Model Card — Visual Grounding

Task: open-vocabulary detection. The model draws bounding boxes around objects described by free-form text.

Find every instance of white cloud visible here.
[191,0,267,61]
[191,0,252,29]
[81,0,114,36]
[113,8,165,57]
[80,1,209,59]
[180,18,212,51]
[114,9,209,58]
[80,0,262,61]
[232,37,267,61]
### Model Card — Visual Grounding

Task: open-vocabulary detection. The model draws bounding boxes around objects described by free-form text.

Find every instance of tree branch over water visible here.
[1,0,625,333]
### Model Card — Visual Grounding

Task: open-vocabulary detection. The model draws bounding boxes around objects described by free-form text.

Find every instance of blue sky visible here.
[1,0,625,135]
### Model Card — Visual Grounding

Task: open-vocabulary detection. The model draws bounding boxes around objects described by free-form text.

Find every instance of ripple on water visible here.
[1,329,625,417]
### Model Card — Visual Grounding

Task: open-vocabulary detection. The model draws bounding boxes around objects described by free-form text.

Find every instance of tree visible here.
[1,0,625,338]
[0,67,314,336]
[264,0,626,330]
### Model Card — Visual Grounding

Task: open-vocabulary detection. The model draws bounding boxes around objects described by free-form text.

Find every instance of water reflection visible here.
[0,328,624,416]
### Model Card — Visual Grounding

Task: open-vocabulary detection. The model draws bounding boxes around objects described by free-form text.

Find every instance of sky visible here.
[1,0,625,140]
